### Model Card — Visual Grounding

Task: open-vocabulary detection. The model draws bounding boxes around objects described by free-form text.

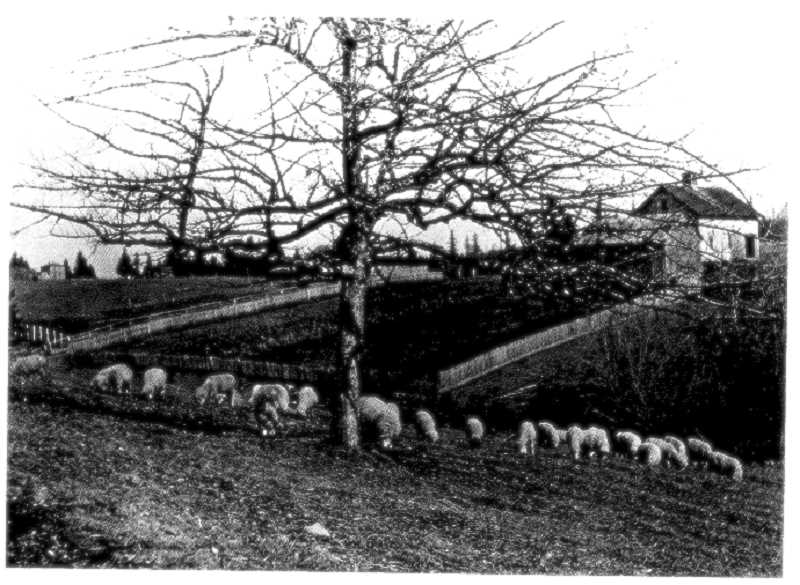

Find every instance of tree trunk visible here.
[333,245,370,449]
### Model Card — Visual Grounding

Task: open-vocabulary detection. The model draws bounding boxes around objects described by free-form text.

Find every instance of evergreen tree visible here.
[73,251,96,279]
[63,259,72,280]
[144,253,155,278]
[448,231,457,258]
[132,252,141,277]
[116,248,134,278]
[10,253,30,269]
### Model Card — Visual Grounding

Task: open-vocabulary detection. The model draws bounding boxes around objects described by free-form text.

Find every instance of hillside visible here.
[7,367,783,574]
[117,279,610,396]
[12,277,291,333]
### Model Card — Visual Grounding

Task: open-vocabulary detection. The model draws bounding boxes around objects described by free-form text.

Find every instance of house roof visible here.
[575,214,682,246]
[636,184,759,220]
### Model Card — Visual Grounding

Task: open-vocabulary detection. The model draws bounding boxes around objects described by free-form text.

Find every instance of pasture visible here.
[12,277,291,333]
[7,364,783,573]
[118,279,606,396]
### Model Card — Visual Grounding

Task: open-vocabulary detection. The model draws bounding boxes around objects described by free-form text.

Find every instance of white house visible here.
[578,173,761,286]
[634,172,760,263]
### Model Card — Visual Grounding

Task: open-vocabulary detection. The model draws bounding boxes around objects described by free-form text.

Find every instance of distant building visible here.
[634,172,760,263]
[39,262,68,280]
[579,173,761,286]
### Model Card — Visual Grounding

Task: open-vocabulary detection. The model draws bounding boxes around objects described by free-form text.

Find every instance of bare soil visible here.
[7,366,783,574]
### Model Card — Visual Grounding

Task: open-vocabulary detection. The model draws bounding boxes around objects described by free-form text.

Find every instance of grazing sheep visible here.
[141,367,167,400]
[386,402,402,431]
[517,421,537,456]
[585,426,612,459]
[293,385,319,418]
[537,421,561,448]
[252,392,283,437]
[709,451,744,481]
[195,373,237,407]
[465,416,485,448]
[248,383,291,413]
[687,437,714,466]
[567,425,610,461]
[356,395,402,449]
[11,354,47,377]
[664,435,688,459]
[90,364,133,395]
[637,442,663,466]
[613,430,642,459]
[566,425,584,460]
[645,437,688,470]
[413,409,439,443]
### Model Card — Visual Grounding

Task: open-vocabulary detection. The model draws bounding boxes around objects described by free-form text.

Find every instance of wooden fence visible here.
[65,282,341,354]
[437,293,678,393]
[92,350,334,384]
[13,322,72,350]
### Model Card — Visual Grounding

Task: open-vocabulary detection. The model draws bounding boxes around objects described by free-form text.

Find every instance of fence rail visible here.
[65,282,342,354]
[437,293,678,393]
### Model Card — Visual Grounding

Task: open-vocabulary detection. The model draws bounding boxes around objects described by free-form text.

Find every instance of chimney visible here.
[681,171,695,187]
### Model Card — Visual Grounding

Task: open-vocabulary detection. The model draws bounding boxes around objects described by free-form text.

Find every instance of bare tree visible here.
[14,17,734,450]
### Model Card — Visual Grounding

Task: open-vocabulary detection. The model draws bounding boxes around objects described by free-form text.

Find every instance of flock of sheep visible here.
[85,363,321,434]
[517,420,744,481]
[11,355,744,482]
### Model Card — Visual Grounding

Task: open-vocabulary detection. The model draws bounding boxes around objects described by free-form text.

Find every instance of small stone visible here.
[304,522,331,538]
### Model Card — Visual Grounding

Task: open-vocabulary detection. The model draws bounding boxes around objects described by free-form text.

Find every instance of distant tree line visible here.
[10,251,96,279]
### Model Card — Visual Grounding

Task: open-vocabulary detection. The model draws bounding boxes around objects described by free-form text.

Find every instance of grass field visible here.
[12,277,293,333]
[119,279,605,397]
[7,365,783,573]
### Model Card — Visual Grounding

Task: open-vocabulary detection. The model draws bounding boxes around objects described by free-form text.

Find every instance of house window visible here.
[659,199,668,212]
[745,235,756,258]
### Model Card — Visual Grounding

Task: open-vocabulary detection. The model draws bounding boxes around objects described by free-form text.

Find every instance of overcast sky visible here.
[2,0,796,278]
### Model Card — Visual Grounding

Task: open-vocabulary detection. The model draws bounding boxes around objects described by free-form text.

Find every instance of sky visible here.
[2,1,797,278]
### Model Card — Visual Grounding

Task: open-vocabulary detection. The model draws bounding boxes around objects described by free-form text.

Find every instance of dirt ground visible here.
[6,368,784,574]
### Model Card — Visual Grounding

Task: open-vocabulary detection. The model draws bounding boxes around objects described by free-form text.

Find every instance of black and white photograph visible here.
[3,1,792,578]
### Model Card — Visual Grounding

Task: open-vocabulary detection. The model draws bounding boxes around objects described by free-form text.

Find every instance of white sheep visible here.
[637,442,663,466]
[11,354,47,377]
[414,409,439,443]
[293,385,319,418]
[645,437,688,470]
[613,430,642,459]
[568,425,611,461]
[709,450,744,481]
[557,429,568,443]
[195,373,238,407]
[90,364,133,395]
[252,393,283,437]
[566,424,584,460]
[141,367,167,400]
[386,402,402,432]
[537,421,561,448]
[248,383,292,413]
[356,395,402,449]
[517,420,537,456]
[664,435,688,460]
[687,437,714,466]
[586,426,612,459]
[465,416,485,448]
